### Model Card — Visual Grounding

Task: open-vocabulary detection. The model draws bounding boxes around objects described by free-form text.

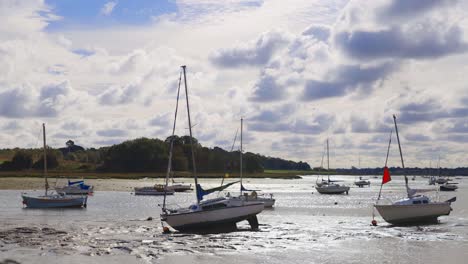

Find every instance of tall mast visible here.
[162,69,182,211]
[327,138,330,182]
[392,114,410,197]
[42,123,48,196]
[182,65,200,204]
[240,118,243,194]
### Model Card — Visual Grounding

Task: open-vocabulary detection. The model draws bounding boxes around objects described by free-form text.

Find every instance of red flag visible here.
[382,166,391,184]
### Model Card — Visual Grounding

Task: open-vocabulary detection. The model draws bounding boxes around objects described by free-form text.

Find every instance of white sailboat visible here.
[160,66,264,232]
[22,124,87,209]
[315,139,350,195]
[374,115,455,225]
[354,176,371,187]
[232,118,275,208]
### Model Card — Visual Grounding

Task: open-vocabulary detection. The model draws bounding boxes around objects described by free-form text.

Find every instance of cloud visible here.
[378,0,458,21]
[335,25,468,60]
[302,62,396,101]
[405,133,432,142]
[98,83,142,105]
[249,73,286,102]
[97,129,128,137]
[100,1,118,16]
[149,113,171,127]
[210,30,291,67]
[302,25,330,42]
[0,81,74,118]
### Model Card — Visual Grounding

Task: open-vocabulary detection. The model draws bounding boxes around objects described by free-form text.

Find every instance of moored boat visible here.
[354,177,371,187]
[134,184,175,196]
[160,66,265,232]
[315,139,349,195]
[373,115,455,225]
[22,124,88,209]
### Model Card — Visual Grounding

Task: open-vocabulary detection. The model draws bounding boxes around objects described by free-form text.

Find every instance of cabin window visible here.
[422,200,428,204]
[413,200,422,204]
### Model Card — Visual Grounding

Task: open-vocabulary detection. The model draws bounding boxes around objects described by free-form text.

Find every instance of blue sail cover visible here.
[68,180,84,185]
[196,181,240,201]
[68,180,91,190]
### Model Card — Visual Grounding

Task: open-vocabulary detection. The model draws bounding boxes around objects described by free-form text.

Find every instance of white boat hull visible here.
[162,203,264,231]
[231,195,275,208]
[375,203,452,225]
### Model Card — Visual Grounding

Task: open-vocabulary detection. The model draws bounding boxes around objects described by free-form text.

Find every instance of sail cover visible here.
[68,180,84,185]
[196,181,239,201]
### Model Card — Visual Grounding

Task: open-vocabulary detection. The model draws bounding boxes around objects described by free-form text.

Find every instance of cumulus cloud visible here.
[100,1,118,16]
[378,0,458,21]
[210,30,291,67]
[97,129,128,137]
[335,25,468,60]
[249,73,286,102]
[302,25,330,42]
[302,62,396,101]
[0,81,75,118]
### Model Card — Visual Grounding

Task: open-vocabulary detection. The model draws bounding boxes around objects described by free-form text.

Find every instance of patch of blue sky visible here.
[44,0,178,31]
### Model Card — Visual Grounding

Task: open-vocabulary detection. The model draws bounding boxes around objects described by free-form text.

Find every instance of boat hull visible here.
[22,195,87,209]
[375,203,452,225]
[167,184,192,192]
[162,203,264,232]
[315,185,350,194]
[134,190,174,196]
[354,181,370,187]
[440,185,458,191]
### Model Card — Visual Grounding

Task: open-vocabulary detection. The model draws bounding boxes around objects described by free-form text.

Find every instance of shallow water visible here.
[1,176,467,263]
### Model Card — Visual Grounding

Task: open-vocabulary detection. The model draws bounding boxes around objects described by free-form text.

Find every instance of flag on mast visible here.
[382,166,391,184]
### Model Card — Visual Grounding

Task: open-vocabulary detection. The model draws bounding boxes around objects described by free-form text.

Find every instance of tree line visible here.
[0,135,311,173]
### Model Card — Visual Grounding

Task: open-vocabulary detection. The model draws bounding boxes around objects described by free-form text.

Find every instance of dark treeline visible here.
[336,167,468,176]
[0,136,311,173]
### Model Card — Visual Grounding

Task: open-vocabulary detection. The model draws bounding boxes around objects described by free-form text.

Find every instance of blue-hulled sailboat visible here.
[22,124,87,209]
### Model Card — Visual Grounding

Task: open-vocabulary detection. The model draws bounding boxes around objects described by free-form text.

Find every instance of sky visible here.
[1,0,468,168]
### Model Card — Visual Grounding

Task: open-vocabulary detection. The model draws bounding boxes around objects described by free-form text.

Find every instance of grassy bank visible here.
[0,170,309,180]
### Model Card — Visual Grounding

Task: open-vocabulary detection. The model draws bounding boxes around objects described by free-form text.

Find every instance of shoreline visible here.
[0,171,306,180]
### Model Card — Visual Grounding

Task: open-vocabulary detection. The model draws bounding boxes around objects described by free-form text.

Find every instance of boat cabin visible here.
[394,195,430,205]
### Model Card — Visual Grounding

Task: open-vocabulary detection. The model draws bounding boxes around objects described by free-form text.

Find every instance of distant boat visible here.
[160,66,264,232]
[315,139,350,195]
[134,184,175,196]
[374,115,455,225]
[354,176,371,187]
[22,124,87,209]
[440,183,458,192]
[166,181,192,192]
[55,179,94,195]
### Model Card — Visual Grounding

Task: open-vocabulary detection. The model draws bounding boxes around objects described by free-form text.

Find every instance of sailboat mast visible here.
[392,115,410,197]
[162,69,182,211]
[240,118,243,195]
[327,139,330,182]
[182,65,200,204]
[42,123,48,196]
